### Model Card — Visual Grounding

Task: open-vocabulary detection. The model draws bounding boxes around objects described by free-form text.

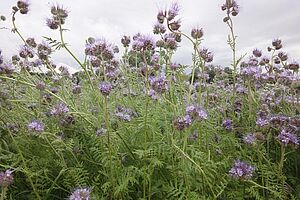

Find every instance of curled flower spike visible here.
[191,27,204,39]
[121,35,130,47]
[28,120,44,133]
[132,34,156,51]
[167,2,180,21]
[99,82,113,96]
[174,115,192,131]
[50,102,69,116]
[17,0,30,14]
[243,133,256,145]
[222,118,232,130]
[229,160,255,180]
[276,129,299,147]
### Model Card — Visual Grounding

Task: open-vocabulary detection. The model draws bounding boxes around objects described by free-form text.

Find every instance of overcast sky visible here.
[0,0,300,71]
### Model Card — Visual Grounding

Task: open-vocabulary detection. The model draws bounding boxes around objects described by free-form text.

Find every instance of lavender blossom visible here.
[50,102,69,116]
[229,160,255,180]
[153,23,166,34]
[149,74,168,94]
[276,129,299,147]
[167,3,180,21]
[28,120,44,133]
[222,119,232,130]
[132,34,156,51]
[243,133,256,145]
[115,105,137,122]
[99,82,113,96]
[69,187,91,200]
[256,117,270,127]
[174,115,192,131]
[37,42,52,60]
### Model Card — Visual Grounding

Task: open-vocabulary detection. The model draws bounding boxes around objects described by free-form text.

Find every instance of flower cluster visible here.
[221,0,239,17]
[69,187,91,200]
[115,105,137,122]
[222,118,232,130]
[37,42,52,60]
[173,115,192,131]
[149,74,168,94]
[15,0,30,14]
[28,120,44,133]
[132,33,156,51]
[229,160,255,180]
[276,129,299,147]
[46,5,69,30]
[99,82,113,96]
[185,105,208,121]
[85,38,115,61]
[50,102,69,116]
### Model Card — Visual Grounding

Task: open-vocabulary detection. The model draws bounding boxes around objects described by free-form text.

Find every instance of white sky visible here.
[1,0,300,69]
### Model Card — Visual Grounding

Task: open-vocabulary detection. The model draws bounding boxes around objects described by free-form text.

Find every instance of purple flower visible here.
[197,108,208,120]
[51,102,69,116]
[241,66,261,79]
[72,85,81,94]
[222,119,232,130]
[276,129,299,147]
[149,74,168,94]
[28,120,44,133]
[0,63,15,75]
[69,187,91,200]
[46,18,59,30]
[99,82,113,96]
[167,2,180,21]
[174,115,192,131]
[132,34,156,51]
[85,38,115,61]
[252,49,262,58]
[115,105,137,122]
[37,42,52,60]
[243,133,256,145]
[153,23,166,34]
[19,45,34,59]
[229,160,255,180]
[0,170,13,187]
[256,117,270,127]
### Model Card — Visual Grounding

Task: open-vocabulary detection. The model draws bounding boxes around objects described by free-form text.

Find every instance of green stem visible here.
[7,130,42,200]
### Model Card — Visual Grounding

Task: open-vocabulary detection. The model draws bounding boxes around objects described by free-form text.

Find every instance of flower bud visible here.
[191,28,203,39]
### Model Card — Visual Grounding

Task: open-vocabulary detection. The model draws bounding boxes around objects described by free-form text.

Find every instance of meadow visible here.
[0,0,299,199]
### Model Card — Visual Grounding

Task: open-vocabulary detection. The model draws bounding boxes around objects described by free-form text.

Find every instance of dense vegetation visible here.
[0,0,299,199]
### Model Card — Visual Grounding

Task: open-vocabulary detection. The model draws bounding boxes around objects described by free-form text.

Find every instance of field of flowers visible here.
[0,0,299,199]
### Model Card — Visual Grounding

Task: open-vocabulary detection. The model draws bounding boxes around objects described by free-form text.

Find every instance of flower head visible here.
[17,0,30,14]
[149,74,168,94]
[222,119,232,130]
[132,34,156,51]
[99,82,112,96]
[28,120,44,133]
[167,3,180,21]
[276,129,299,147]
[229,160,255,180]
[243,133,256,145]
[69,187,91,200]
[174,115,192,131]
[50,102,69,116]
